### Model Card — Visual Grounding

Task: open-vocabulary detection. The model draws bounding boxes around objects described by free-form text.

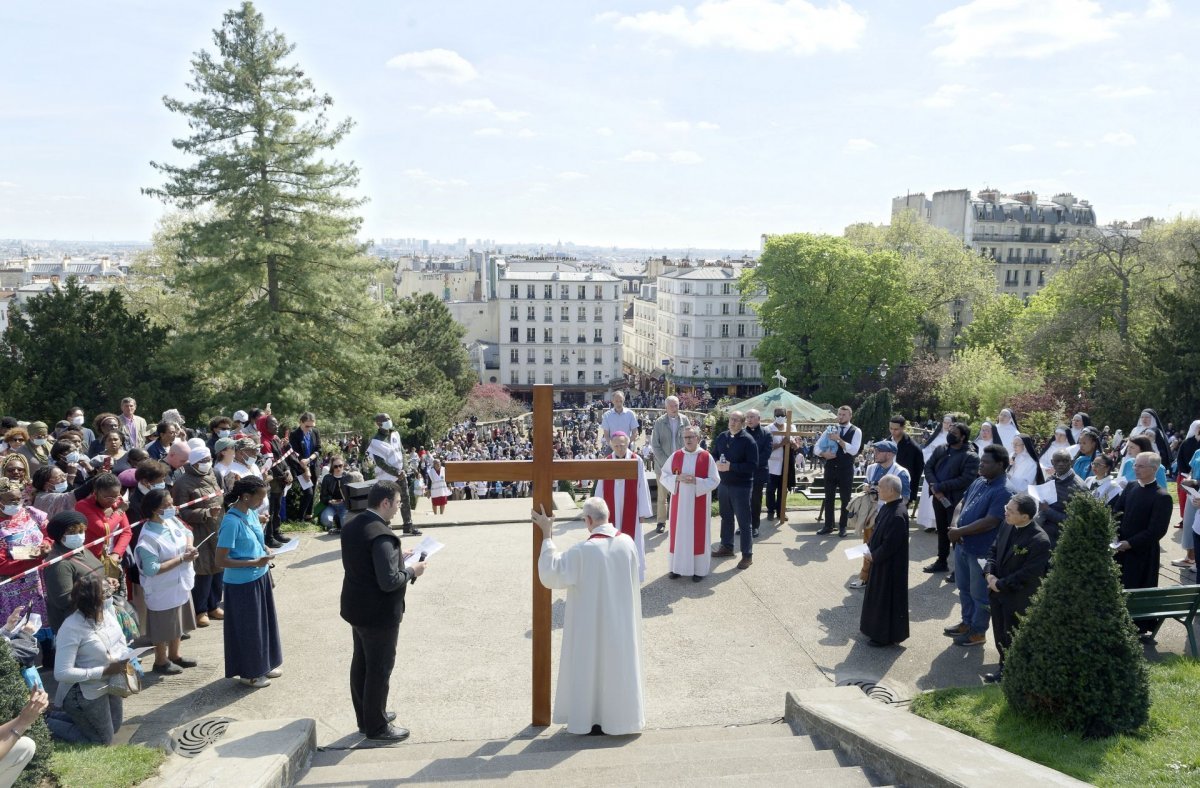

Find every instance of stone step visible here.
[299,747,858,785]
[313,722,802,764]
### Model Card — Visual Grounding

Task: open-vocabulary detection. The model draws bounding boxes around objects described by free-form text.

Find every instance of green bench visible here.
[1124,584,1200,657]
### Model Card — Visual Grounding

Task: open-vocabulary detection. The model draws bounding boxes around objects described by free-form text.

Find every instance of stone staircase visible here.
[297,720,889,786]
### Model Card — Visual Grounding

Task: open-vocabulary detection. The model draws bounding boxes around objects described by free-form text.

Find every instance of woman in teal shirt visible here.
[216,476,282,688]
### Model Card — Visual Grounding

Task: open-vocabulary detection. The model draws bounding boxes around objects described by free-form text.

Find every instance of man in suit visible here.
[118,396,148,449]
[288,412,323,522]
[340,480,428,742]
[650,396,690,534]
[983,492,1051,683]
[1111,451,1174,641]
[817,405,861,538]
[744,409,773,539]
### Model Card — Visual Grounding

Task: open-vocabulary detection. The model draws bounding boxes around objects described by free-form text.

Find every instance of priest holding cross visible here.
[443,385,639,727]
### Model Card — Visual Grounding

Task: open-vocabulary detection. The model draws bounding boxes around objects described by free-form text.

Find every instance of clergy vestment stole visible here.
[669,450,711,557]
[600,455,640,539]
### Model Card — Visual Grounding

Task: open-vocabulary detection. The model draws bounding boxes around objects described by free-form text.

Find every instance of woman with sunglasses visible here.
[319,458,350,533]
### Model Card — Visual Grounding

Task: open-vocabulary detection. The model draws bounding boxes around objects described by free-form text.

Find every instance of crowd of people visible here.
[0,396,361,774]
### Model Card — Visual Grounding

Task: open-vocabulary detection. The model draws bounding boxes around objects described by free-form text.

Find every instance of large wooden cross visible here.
[771,407,807,523]
[443,385,638,727]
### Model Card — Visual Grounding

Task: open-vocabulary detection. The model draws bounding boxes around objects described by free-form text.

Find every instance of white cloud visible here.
[385,49,478,83]
[428,98,498,115]
[1091,84,1155,99]
[1006,143,1035,152]
[621,150,659,162]
[556,171,588,181]
[596,127,615,136]
[402,168,468,189]
[495,110,531,122]
[1101,131,1137,146]
[669,150,704,164]
[515,128,537,138]
[474,127,503,136]
[0,181,16,189]
[697,121,721,130]
[1054,140,1074,148]
[665,120,692,132]
[843,138,876,153]
[1146,0,1171,20]
[921,83,970,108]
[931,0,1127,63]
[601,0,868,55]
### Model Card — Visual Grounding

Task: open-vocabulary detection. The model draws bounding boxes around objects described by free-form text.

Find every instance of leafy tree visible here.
[958,293,1025,365]
[144,2,387,416]
[457,384,528,423]
[934,346,1041,424]
[0,279,198,419]
[891,352,948,423]
[854,388,892,444]
[1145,226,1200,422]
[844,211,994,350]
[743,234,921,404]
[1004,494,1150,738]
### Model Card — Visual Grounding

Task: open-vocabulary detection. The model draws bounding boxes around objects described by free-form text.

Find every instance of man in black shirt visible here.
[340,481,429,742]
[889,416,925,511]
[710,411,759,569]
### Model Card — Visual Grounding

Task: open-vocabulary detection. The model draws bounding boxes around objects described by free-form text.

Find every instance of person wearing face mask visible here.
[17,423,49,474]
[42,512,104,632]
[217,476,283,688]
[319,457,351,533]
[0,478,51,628]
[173,446,225,626]
[206,416,235,455]
[30,466,87,518]
[73,473,131,589]
[211,437,237,489]
[765,408,797,526]
[134,489,198,675]
[65,408,95,450]
[51,440,90,489]
[366,414,420,536]
[923,423,980,575]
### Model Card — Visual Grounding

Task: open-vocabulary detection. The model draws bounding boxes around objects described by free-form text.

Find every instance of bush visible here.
[1003,494,1150,738]
[0,639,52,786]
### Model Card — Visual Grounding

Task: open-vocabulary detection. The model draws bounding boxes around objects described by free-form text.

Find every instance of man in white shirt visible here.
[601,392,639,447]
[366,413,420,536]
[817,405,862,538]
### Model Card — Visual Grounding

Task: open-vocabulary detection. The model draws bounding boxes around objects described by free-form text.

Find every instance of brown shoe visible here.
[943,623,969,636]
[736,557,753,570]
[195,613,210,628]
[954,633,987,648]
[711,546,735,558]
[208,608,225,620]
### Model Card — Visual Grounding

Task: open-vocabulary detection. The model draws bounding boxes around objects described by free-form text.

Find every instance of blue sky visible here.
[0,0,1194,248]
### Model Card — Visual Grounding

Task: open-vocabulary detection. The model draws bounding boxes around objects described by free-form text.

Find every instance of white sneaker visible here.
[1170,558,1196,568]
[238,676,271,688]
[848,579,868,589]
[266,668,283,678]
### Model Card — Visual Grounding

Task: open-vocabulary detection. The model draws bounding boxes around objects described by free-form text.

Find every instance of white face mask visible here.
[65,452,81,464]
[70,416,84,427]
[381,420,393,431]
[31,438,46,447]
[1,504,19,517]
[196,462,212,475]
[774,417,785,425]
[53,481,69,493]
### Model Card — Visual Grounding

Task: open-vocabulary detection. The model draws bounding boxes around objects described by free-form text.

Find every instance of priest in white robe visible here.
[592,432,651,582]
[535,499,644,736]
[658,425,721,580]
[916,414,953,532]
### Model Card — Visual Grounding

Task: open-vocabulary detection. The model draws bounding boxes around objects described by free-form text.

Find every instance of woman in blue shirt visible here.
[216,476,282,688]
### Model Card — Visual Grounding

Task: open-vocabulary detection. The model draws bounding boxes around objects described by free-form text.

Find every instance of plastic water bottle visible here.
[719,454,727,464]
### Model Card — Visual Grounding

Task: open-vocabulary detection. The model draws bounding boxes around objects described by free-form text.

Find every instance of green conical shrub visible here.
[1003,494,1150,738]
[0,639,52,786]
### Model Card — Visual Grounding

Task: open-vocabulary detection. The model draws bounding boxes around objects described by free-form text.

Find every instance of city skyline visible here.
[1,0,1195,247]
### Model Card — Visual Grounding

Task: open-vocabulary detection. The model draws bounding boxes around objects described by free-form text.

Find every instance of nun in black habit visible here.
[1130,408,1173,467]
[860,475,910,647]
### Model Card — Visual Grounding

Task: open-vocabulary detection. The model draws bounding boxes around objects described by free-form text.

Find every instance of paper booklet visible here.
[843,544,870,560]
[1027,480,1058,506]
[405,535,445,567]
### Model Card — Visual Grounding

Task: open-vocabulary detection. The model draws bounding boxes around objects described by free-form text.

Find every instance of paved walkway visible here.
[119,502,1193,751]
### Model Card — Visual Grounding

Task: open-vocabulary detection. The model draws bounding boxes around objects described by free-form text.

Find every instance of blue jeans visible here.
[47,685,123,744]
[719,484,753,557]
[320,502,349,531]
[1183,497,1197,551]
[955,544,991,635]
[192,571,224,614]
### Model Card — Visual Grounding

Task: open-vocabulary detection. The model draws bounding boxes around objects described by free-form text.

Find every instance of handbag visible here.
[106,659,142,698]
[100,551,123,580]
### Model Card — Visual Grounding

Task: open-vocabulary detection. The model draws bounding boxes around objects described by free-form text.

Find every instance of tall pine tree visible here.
[144,2,385,416]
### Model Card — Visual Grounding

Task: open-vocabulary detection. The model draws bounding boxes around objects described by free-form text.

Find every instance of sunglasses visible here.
[7,438,25,443]
[332,464,345,469]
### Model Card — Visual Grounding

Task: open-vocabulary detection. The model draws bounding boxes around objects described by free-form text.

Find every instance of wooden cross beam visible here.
[443,385,638,727]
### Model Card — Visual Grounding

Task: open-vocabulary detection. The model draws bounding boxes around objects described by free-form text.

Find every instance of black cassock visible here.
[860,499,909,645]
[1111,480,1172,590]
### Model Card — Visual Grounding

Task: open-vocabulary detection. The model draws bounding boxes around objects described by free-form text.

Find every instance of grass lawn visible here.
[909,656,1200,786]
[50,743,165,787]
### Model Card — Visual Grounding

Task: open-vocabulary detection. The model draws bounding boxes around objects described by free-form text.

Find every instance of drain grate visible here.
[173,717,233,758]
[837,679,901,704]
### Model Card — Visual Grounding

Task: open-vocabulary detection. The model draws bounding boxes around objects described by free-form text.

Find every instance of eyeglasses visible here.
[7,438,25,444]
[331,464,345,469]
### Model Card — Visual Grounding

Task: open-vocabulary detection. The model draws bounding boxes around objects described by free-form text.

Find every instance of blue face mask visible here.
[218,430,231,438]
[151,482,167,491]
[161,507,177,520]
[63,533,85,550]
[53,481,69,493]
[1,504,19,517]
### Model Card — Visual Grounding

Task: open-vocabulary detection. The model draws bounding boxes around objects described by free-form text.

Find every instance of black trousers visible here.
[766,473,784,520]
[397,474,414,527]
[296,487,315,521]
[990,594,1027,669]
[268,489,284,540]
[934,493,955,563]
[750,470,768,528]
[350,623,400,735]
[822,460,854,531]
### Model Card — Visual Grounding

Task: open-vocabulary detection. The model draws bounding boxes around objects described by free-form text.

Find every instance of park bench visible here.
[1124,584,1200,657]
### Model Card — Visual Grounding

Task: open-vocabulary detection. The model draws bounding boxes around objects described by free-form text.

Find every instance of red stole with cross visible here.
[599,453,640,539]
[668,449,710,557]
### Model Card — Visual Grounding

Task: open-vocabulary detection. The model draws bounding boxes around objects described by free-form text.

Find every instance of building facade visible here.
[892,188,1099,300]
[497,270,624,403]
